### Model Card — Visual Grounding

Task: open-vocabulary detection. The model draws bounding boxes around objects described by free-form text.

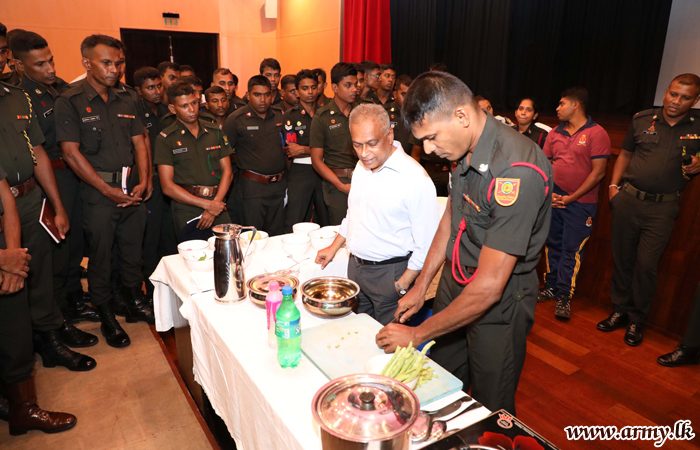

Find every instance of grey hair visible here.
[349,103,391,137]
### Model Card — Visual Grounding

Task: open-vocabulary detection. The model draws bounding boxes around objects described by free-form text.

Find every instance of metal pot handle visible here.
[240,226,257,264]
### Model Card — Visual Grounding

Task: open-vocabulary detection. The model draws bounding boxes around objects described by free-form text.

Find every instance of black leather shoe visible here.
[34,330,97,371]
[110,280,128,317]
[58,322,98,348]
[0,396,8,422]
[624,323,643,347]
[597,312,628,332]
[657,344,700,367]
[62,290,100,323]
[97,304,130,348]
[121,285,156,325]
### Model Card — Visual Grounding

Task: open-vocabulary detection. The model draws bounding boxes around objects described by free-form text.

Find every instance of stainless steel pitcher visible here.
[212,224,257,304]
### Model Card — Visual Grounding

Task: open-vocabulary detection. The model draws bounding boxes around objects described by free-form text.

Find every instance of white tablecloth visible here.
[151,233,489,450]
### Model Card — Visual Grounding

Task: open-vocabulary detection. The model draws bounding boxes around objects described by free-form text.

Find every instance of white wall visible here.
[654,0,700,107]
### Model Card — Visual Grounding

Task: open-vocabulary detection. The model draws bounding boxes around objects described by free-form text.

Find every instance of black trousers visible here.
[10,187,64,331]
[52,167,85,306]
[682,282,700,347]
[143,174,178,297]
[610,190,680,323]
[347,257,409,326]
[81,182,147,305]
[226,172,245,226]
[284,163,329,233]
[0,234,35,385]
[239,176,286,237]
[322,177,350,226]
[430,268,537,415]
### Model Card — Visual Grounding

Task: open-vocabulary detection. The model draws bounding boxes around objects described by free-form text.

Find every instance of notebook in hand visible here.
[39,198,61,244]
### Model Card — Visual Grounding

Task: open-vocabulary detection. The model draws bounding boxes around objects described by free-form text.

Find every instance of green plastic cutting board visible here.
[301,313,463,405]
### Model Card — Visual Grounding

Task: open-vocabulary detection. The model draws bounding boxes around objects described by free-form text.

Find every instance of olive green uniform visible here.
[223,105,286,236]
[54,79,147,306]
[154,119,233,233]
[0,81,64,331]
[384,103,413,156]
[159,110,217,130]
[227,95,246,115]
[0,163,35,385]
[0,70,21,86]
[610,109,700,324]
[309,99,357,225]
[282,105,329,232]
[136,99,177,297]
[360,91,393,105]
[20,75,83,308]
[430,115,552,414]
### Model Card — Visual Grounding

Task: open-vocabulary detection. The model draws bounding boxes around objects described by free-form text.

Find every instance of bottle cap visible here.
[282,285,293,296]
[268,281,280,291]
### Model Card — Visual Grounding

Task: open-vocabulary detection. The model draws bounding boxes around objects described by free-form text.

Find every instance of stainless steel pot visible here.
[246,273,299,307]
[312,373,420,450]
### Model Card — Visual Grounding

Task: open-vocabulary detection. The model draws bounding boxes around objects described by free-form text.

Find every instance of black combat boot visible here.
[121,285,156,325]
[33,329,96,371]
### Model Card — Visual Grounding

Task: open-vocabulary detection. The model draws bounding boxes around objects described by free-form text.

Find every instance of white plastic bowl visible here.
[364,354,418,389]
[178,240,209,261]
[308,228,339,250]
[293,222,320,236]
[207,236,216,250]
[239,230,269,254]
[281,234,311,257]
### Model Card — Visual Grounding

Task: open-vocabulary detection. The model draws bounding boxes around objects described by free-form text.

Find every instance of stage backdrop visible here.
[390,0,673,115]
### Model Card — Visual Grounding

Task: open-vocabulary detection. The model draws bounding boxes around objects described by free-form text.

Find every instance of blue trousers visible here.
[544,185,597,298]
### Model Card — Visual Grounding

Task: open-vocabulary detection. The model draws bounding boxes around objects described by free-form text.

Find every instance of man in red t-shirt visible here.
[539,87,611,319]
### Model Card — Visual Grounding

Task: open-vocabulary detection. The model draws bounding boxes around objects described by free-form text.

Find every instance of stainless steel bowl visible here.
[301,276,359,317]
[246,273,299,308]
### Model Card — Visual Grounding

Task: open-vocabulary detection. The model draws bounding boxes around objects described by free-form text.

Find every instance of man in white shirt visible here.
[315,104,439,325]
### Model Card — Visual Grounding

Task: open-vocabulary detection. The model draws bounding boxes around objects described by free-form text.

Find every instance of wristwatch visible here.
[395,281,407,297]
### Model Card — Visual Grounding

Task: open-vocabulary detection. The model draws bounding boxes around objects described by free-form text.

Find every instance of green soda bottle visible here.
[275,285,301,368]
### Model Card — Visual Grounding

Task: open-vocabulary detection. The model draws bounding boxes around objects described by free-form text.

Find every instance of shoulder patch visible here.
[160,131,167,137]
[494,178,520,207]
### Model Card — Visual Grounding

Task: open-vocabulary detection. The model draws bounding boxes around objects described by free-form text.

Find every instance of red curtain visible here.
[343,0,392,63]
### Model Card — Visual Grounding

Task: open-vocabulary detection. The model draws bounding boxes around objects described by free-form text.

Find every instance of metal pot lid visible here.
[312,374,419,442]
[247,273,299,295]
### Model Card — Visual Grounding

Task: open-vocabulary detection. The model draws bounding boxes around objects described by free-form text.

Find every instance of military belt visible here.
[178,184,219,198]
[241,169,284,184]
[622,182,680,203]
[50,158,67,170]
[330,168,354,178]
[10,177,36,199]
[96,171,123,184]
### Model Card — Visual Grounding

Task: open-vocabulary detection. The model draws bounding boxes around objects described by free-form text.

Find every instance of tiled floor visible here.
[0,318,213,449]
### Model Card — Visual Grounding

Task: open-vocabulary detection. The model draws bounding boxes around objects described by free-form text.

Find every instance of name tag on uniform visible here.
[173,147,188,154]
[294,125,306,131]
[43,108,54,118]
[82,115,100,123]
[329,123,342,130]
[247,126,259,131]
[643,130,657,135]
[205,145,221,151]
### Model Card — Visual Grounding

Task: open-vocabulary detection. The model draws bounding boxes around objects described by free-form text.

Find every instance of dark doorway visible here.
[120,28,218,89]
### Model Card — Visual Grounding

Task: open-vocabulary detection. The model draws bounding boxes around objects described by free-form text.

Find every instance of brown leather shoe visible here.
[7,378,77,435]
